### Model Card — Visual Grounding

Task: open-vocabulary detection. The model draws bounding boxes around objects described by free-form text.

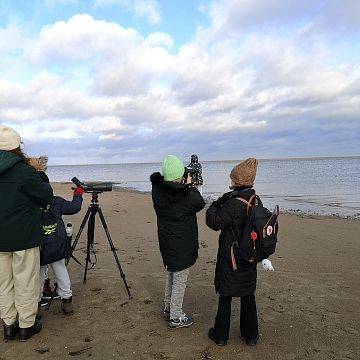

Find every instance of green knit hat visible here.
[162,155,185,181]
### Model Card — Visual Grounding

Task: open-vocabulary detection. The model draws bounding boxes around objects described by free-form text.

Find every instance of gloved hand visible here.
[210,200,220,208]
[74,186,85,196]
[214,191,237,207]
[261,259,274,271]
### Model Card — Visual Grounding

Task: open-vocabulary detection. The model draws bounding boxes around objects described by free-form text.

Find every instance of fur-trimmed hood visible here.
[0,150,22,175]
[150,172,190,209]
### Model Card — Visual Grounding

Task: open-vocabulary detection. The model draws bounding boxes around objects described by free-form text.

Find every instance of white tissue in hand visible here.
[262,259,274,271]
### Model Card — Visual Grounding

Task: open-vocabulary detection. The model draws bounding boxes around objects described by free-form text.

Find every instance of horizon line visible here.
[47,155,360,167]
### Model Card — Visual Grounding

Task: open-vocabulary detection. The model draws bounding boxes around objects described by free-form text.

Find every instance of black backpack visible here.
[40,208,71,266]
[230,194,279,269]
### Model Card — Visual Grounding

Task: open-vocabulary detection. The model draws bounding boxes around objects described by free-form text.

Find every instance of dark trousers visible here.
[213,294,258,341]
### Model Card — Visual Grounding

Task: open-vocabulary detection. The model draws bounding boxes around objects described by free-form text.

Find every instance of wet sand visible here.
[1,183,359,359]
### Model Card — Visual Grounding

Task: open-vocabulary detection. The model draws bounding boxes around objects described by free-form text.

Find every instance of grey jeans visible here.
[164,268,190,320]
[39,260,72,301]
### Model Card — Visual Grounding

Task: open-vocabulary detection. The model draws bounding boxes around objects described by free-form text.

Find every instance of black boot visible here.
[3,322,18,342]
[208,328,227,346]
[19,316,42,342]
[245,335,259,346]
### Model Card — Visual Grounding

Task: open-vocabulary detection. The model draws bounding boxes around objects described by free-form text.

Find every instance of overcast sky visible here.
[0,0,359,164]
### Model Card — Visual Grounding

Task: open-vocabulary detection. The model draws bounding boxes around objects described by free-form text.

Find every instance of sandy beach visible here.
[1,183,359,360]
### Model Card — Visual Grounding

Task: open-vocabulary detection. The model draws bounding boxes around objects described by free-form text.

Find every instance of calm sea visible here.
[47,157,360,218]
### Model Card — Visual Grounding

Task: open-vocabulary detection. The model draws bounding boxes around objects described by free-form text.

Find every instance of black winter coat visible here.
[0,151,53,252]
[150,172,205,272]
[206,188,257,297]
[41,194,83,266]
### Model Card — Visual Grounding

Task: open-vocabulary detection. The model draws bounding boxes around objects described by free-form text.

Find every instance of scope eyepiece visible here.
[71,177,113,193]
[72,177,83,188]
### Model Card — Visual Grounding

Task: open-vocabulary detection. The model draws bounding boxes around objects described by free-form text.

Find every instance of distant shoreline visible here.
[47,155,360,167]
[51,181,360,220]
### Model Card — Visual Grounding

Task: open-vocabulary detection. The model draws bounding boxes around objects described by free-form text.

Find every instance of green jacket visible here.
[0,151,54,252]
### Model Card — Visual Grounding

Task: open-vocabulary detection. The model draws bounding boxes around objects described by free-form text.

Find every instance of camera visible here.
[183,166,197,181]
[72,177,113,193]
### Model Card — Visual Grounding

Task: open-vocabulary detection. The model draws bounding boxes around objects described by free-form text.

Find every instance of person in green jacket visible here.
[0,125,53,342]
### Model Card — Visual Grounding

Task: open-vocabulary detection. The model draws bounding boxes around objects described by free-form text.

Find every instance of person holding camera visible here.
[0,125,53,342]
[150,155,205,329]
[187,154,203,195]
[206,158,259,346]
[36,172,84,315]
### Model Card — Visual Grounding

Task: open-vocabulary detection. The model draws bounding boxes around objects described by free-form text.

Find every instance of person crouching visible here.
[37,172,84,315]
[150,155,205,329]
[206,158,260,346]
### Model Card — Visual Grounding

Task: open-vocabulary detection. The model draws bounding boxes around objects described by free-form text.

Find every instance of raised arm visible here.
[59,187,84,215]
[206,199,234,231]
[182,187,206,215]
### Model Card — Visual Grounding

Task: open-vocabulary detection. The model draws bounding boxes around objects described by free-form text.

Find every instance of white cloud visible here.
[94,0,161,25]
[25,15,176,96]
[145,32,173,49]
[0,2,359,163]
[207,0,316,31]
[27,14,142,64]
[0,24,24,54]
[98,133,124,141]
[92,45,177,96]
[206,0,360,33]
[314,0,360,33]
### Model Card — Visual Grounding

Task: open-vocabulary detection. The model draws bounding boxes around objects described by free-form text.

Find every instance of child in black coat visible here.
[38,172,84,315]
[206,158,260,346]
[150,155,205,329]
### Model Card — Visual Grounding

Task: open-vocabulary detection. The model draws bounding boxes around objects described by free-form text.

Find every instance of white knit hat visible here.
[0,125,21,151]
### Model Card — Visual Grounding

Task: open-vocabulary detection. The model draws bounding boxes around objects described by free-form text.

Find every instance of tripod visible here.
[71,191,132,298]
[47,190,132,309]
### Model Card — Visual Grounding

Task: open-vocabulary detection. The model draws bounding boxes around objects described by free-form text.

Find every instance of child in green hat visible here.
[150,155,205,329]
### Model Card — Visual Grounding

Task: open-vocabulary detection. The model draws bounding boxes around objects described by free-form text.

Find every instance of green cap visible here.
[162,155,185,181]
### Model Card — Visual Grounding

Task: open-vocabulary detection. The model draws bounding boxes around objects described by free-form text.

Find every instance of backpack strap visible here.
[235,194,256,215]
[230,242,238,271]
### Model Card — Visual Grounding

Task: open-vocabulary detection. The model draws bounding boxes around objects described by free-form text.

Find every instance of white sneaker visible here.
[168,313,194,329]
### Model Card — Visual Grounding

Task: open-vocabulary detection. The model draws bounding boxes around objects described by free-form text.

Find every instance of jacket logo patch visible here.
[43,223,57,235]
[266,225,273,236]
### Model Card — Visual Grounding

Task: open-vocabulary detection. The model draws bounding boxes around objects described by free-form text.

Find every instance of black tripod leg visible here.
[66,206,92,266]
[97,207,132,299]
[70,254,83,267]
[84,209,96,283]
